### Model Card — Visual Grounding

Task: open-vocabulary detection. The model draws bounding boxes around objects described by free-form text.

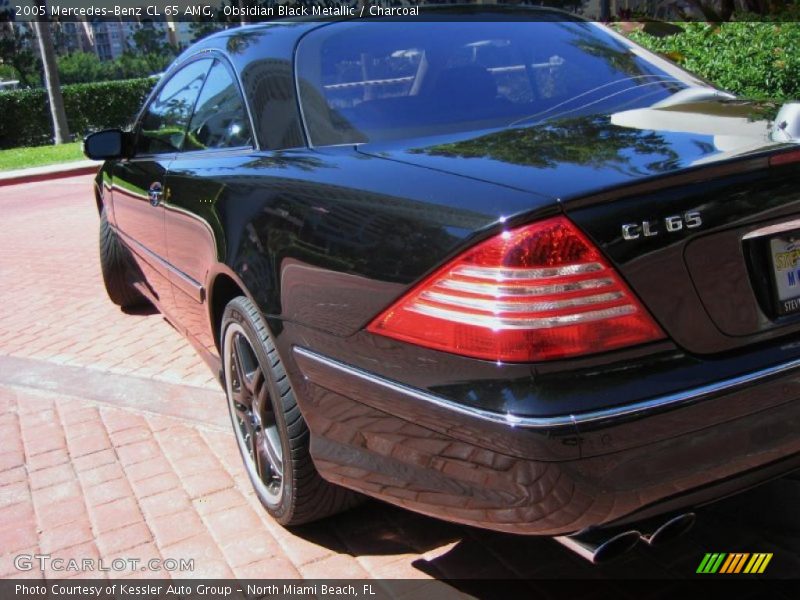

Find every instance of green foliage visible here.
[0,77,156,149]
[128,24,174,58]
[413,115,679,171]
[56,52,108,85]
[627,21,800,101]
[0,63,17,81]
[0,26,41,88]
[188,21,227,44]
[57,51,172,84]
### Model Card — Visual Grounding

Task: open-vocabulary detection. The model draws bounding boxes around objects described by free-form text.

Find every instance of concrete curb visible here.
[0,161,99,186]
[0,354,227,431]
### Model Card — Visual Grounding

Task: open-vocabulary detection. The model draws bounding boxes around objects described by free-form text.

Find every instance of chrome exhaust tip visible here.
[642,512,696,547]
[554,529,642,564]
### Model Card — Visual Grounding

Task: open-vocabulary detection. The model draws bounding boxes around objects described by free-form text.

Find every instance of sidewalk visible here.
[0,160,99,187]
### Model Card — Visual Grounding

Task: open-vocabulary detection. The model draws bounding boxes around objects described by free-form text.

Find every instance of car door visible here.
[111,58,213,312]
[163,58,256,354]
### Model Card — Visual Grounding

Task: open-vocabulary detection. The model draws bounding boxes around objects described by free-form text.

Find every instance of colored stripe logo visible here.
[697,553,773,574]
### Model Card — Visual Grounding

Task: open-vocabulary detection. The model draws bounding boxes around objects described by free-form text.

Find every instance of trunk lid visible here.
[358,99,800,355]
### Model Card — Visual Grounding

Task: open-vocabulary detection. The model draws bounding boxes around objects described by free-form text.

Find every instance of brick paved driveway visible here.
[0,174,798,588]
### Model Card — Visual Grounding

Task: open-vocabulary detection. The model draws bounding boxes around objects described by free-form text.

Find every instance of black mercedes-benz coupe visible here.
[84,10,800,563]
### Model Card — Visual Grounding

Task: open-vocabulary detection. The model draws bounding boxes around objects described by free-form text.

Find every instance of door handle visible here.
[148,182,163,207]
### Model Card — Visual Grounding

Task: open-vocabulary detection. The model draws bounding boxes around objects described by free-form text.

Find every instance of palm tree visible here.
[32,0,69,144]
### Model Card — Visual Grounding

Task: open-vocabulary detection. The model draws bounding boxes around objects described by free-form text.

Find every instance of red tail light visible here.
[367,216,665,362]
[769,149,800,167]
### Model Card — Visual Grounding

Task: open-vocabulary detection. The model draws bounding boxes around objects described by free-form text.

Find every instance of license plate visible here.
[770,234,800,315]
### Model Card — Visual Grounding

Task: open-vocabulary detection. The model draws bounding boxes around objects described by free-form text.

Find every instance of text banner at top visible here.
[3,0,800,23]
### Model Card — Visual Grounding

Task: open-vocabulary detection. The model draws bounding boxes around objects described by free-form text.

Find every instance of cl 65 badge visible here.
[622,211,702,240]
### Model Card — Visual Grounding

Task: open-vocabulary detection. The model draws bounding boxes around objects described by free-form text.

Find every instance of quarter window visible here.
[185,60,253,151]
[135,59,212,155]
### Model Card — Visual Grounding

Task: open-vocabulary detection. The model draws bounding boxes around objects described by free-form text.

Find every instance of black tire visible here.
[221,296,362,526]
[99,208,145,308]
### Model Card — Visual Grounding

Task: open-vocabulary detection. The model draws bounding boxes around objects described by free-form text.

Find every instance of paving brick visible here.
[109,427,152,448]
[0,450,26,472]
[34,496,87,530]
[60,407,100,426]
[39,520,94,553]
[139,488,192,520]
[160,532,229,566]
[265,524,339,568]
[149,509,205,547]
[95,522,154,556]
[0,466,26,486]
[299,553,371,579]
[0,481,30,509]
[63,419,106,441]
[232,555,301,579]
[202,504,266,546]
[44,541,100,579]
[101,410,148,434]
[26,448,69,472]
[104,540,163,578]
[181,469,234,499]
[68,432,113,458]
[0,501,35,525]
[29,463,75,490]
[193,488,248,517]
[129,471,181,499]
[0,547,43,579]
[84,478,134,507]
[116,440,161,466]
[219,532,282,569]
[0,520,40,554]
[89,497,144,534]
[77,463,125,487]
[72,449,117,473]
[21,428,65,457]
[124,457,173,482]
[170,454,223,478]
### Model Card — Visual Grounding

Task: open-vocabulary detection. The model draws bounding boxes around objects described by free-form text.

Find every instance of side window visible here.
[184,60,253,151]
[135,59,212,155]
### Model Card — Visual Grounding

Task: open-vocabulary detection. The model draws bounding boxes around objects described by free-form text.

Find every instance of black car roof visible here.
[177,4,582,60]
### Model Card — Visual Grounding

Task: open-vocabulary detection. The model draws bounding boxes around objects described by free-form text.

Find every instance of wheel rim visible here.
[223,323,284,504]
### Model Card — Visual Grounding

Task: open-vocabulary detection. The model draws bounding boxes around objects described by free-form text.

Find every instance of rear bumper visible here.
[292,347,800,535]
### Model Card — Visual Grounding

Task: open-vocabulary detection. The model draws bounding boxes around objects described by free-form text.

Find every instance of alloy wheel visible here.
[223,322,284,504]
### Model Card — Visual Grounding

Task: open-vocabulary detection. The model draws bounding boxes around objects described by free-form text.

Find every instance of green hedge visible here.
[0,78,156,149]
[627,21,800,102]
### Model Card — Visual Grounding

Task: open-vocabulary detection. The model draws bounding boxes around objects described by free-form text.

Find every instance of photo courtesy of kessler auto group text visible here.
[1,0,799,598]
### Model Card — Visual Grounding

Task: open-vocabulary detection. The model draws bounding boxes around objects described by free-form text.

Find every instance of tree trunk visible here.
[32,2,70,145]
[599,0,611,21]
[238,0,249,24]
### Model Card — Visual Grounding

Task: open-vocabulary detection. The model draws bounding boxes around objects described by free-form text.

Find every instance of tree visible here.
[32,1,69,144]
[57,51,108,84]
[128,23,172,57]
[0,22,40,87]
[189,20,225,44]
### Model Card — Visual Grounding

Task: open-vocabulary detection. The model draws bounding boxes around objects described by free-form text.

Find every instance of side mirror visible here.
[83,129,130,160]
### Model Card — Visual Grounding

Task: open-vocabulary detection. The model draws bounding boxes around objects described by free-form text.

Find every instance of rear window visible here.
[296,21,699,146]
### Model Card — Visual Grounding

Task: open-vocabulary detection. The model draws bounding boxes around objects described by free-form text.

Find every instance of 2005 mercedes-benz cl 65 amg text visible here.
[84,9,800,563]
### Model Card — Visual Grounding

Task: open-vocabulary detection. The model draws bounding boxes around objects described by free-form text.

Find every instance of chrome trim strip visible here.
[419,290,625,313]
[293,347,800,429]
[438,277,614,297]
[117,229,205,303]
[453,263,605,281]
[742,219,800,240]
[406,302,636,329]
[294,346,572,428]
